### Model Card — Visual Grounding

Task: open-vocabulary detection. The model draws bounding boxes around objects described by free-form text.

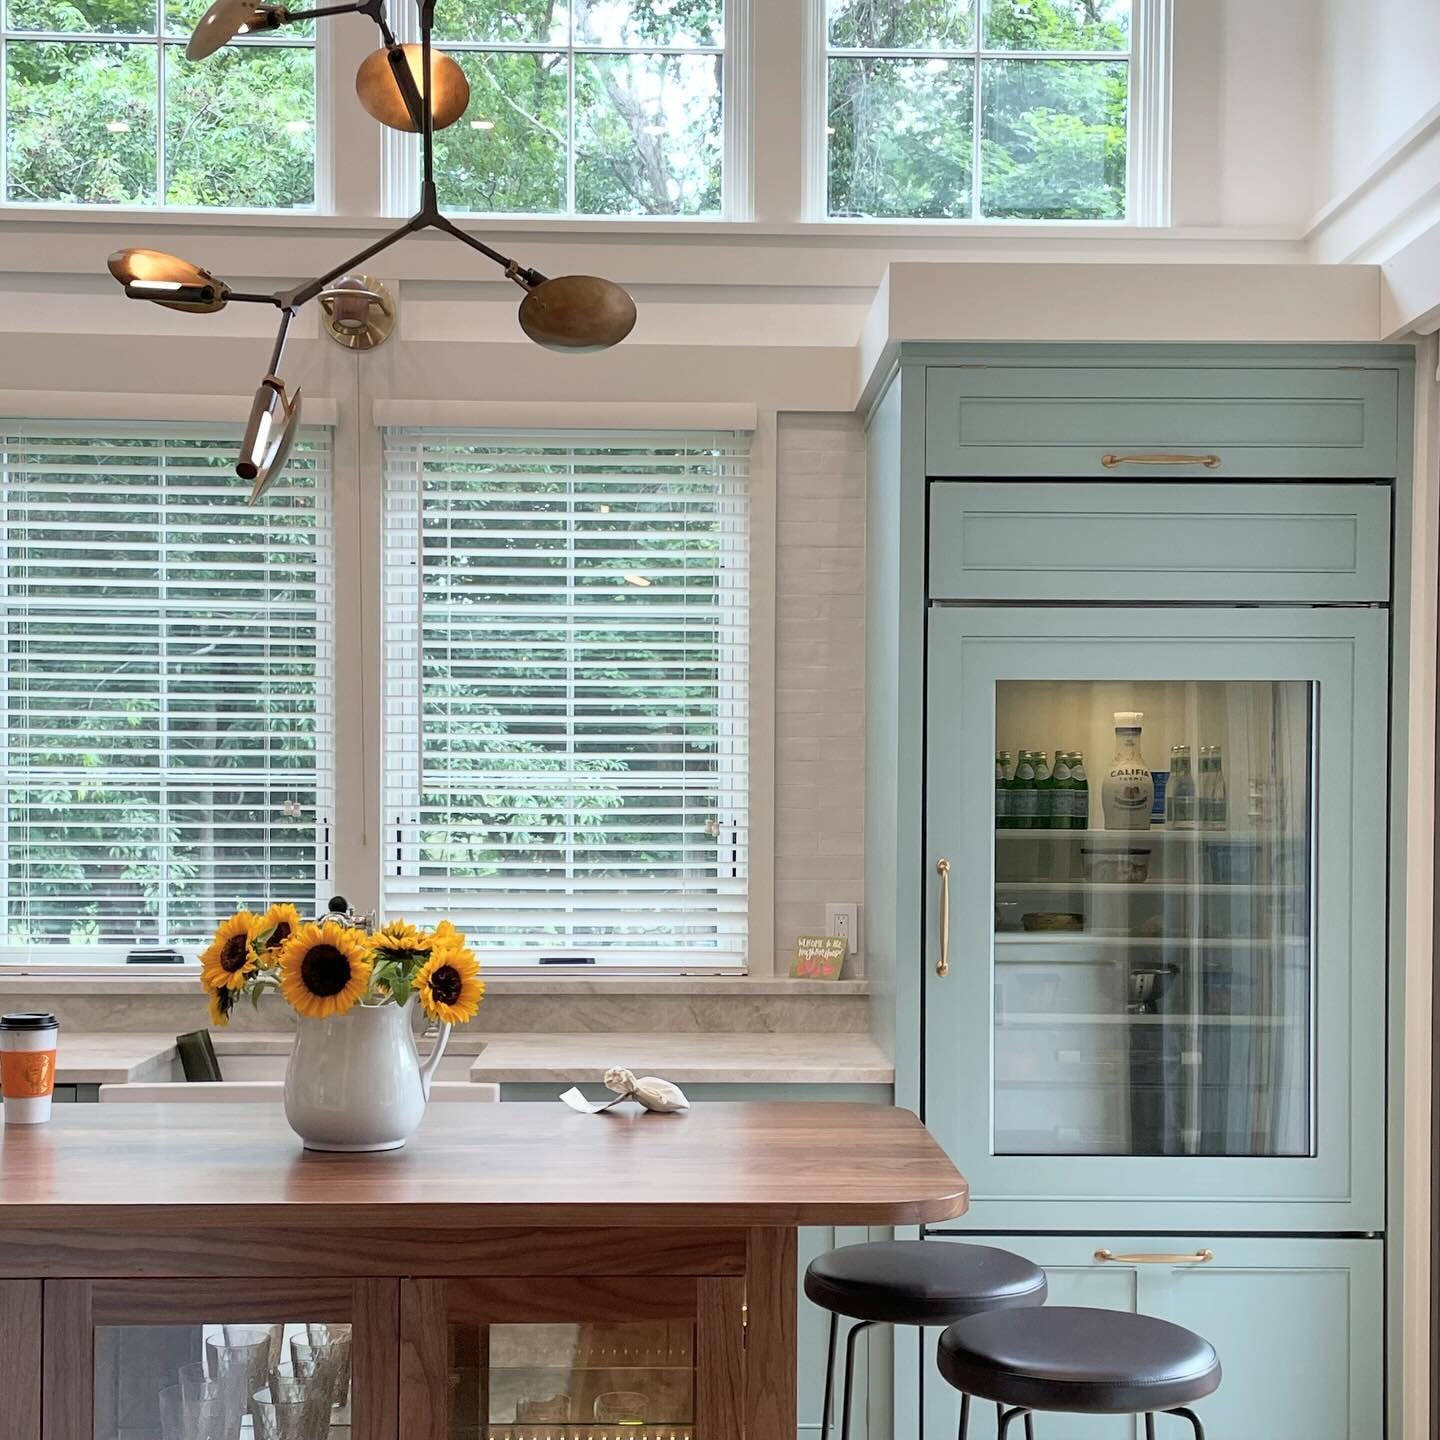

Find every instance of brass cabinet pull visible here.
[1101,452,1222,469]
[935,858,951,977]
[1094,1248,1215,1264]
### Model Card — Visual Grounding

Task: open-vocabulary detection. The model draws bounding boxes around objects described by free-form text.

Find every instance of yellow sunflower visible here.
[254,902,304,965]
[199,911,261,991]
[370,917,430,960]
[413,936,484,1026]
[208,985,238,1028]
[277,922,373,1020]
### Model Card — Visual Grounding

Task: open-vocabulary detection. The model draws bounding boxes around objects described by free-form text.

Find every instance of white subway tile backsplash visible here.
[772,412,867,970]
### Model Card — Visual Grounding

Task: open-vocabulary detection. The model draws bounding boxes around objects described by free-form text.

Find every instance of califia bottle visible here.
[1101,712,1154,831]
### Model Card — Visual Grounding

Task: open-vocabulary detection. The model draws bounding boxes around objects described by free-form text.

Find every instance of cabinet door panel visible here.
[921,1235,1381,1440]
[924,605,1387,1231]
[42,1277,395,1440]
[925,367,1399,478]
[928,482,1392,604]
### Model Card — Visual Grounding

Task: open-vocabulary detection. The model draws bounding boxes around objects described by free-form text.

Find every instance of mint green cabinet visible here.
[925,365,1399,478]
[919,1235,1382,1440]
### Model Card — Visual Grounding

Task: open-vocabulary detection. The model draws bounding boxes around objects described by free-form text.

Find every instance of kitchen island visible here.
[0,1102,966,1440]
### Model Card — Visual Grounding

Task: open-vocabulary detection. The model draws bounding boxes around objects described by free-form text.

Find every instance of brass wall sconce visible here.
[319,275,396,350]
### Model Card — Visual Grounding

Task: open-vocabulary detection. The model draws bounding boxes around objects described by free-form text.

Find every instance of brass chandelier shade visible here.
[356,44,469,132]
[186,0,288,58]
[106,248,230,312]
[108,0,637,500]
[517,274,638,352]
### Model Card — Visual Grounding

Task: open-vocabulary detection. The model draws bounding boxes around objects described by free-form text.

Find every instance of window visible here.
[0,421,333,958]
[383,429,748,968]
[425,0,725,216]
[825,0,1131,220]
[1,0,316,206]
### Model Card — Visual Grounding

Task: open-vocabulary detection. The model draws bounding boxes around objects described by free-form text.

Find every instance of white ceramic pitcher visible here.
[283,996,451,1151]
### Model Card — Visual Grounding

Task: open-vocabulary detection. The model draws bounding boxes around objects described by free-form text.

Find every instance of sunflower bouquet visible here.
[199,906,484,1029]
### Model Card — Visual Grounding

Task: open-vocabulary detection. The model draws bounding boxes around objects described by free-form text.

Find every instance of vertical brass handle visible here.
[936,858,951,977]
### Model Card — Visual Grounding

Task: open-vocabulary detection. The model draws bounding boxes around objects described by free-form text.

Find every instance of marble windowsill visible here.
[50,1030,895,1086]
[0,974,869,997]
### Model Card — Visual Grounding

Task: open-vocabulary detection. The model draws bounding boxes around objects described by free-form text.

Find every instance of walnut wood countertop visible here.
[0,1102,966,1230]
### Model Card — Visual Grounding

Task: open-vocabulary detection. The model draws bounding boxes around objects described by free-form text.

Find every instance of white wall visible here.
[772,414,867,970]
[1318,0,1440,207]
[1171,0,1319,230]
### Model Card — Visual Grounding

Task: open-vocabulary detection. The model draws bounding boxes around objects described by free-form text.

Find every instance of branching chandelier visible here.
[105,0,638,502]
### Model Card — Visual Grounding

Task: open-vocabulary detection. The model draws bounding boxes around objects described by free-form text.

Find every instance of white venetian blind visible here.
[0,420,334,958]
[383,428,749,969]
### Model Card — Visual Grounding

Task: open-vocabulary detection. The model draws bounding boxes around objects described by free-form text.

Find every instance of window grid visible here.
[824,0,1135,221]
[419,0,726,218]
[0,5,316,209]
[382,427,750,970]
[0,420,335,959]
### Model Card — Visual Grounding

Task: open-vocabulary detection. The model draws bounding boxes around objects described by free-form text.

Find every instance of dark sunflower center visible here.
[429,964,462,1007]
[220,934,250,973]
[270,921,292,948]
[301,945,352,997]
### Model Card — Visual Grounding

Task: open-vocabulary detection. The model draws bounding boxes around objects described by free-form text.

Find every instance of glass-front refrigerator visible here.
[923,606,1387,1232]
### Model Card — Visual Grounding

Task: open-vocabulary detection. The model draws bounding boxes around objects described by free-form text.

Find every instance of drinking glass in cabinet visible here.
[96,1322,352,1440]
[450,1318,695,1440]
[994,679,1313,1160]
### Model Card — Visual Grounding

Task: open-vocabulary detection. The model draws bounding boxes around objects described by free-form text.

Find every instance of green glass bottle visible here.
[1069,750,1089,830]
[1011,751,1038,830]
[1033,750,1054,829]
[995,750,1014,830]
[1049,752,1073,830]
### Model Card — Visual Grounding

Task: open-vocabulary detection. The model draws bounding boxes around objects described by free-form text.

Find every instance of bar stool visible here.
[937,1306,1221,1439]
[805,1240,1047,1440]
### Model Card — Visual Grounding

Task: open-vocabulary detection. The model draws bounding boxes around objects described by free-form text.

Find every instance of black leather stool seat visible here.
[804,1241,1047,1325]
[938,1306,1222,1415]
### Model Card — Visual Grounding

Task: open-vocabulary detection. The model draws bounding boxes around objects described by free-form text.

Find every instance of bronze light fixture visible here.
[109,0,638,503]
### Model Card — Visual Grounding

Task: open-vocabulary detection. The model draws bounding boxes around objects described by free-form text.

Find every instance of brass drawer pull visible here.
[1101,452,1222,469]
[936,858,951,977]
[1095,1248,1215,1264]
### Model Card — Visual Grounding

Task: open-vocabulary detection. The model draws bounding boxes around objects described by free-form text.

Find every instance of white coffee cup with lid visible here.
[0,1012,60,1124]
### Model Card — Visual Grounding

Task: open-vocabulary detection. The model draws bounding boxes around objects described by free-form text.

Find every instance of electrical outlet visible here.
[825,903,860,957]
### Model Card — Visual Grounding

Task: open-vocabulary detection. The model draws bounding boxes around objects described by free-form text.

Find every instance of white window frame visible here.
[804,0,1170,224]
[379,424,752,972]
[0,412,337,966]
[0,9,330,212]
[383,0,750,219]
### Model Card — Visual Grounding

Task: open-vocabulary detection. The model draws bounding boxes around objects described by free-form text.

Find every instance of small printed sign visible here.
[791,934,847,981]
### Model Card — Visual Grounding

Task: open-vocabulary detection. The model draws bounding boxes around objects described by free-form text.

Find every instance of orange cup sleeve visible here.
[1,1049,56,1098]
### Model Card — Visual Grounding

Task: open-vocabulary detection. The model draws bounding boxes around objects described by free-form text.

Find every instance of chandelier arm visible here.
[282,2,365,20]
[283,213,426,309]
[428,213,547,286]
[385,45,425,130]
[419,0,436,210]
[354,0,397,43]
[267,305,298,377]
[225,291,288,304]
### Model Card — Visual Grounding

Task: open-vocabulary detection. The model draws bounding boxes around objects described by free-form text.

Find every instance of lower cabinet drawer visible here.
[919,1234,1382,1440]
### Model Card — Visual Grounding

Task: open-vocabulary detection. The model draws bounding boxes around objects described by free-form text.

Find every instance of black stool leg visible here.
[839,1320,873,1440]
[956,1391,970,1440]
[1145,1416,1157,1440]
[995,1400,1034,1440]
[1167,1407,1205,1440]
[1024,1412,1035,1440]
[996,1406,1032,1438]
[819,1312,838,1440]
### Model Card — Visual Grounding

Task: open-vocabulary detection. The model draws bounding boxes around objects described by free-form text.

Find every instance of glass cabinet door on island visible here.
[401,1276,743,1440]
[42,1280,393,1440]
[924,606,1388,1232]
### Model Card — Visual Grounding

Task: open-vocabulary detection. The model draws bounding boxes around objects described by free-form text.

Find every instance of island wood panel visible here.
[0,1104,968,1231]
[87,1277,355,1324]
[0,1225,748,1280]
[744,1229,798,1440]
[399,1280,448,1440]
[697,1278,745,1440]
[40,1281,92,1440]
[0,1281,41,1440]
[352,1280,401,1440]
[444,1275,698,1325]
